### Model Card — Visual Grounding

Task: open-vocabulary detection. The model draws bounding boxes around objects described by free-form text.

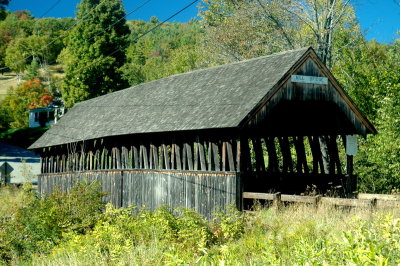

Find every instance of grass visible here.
[31,204,400,265]
[0,64,65,102]
[2,184,400,265]
[0,72,18,99]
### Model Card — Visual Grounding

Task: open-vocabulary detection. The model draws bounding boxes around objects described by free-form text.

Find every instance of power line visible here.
[0,0,152,87]
[49,0,199,89]
[38,0,63,18]
[0,0,111,72]
[32,0,200,142]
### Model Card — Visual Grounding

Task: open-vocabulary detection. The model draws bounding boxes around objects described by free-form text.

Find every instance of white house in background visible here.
[28,105,66,128]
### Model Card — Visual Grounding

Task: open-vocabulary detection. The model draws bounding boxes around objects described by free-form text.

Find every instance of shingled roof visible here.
[30,47,373,149]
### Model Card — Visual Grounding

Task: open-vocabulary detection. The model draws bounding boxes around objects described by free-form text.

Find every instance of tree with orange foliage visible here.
[1,78,53,128]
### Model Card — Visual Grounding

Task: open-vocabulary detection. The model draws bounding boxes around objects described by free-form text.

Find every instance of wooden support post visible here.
[212,141,220,171]
[103,147,108,169]
[175,142,182,170]
[185,142,193,170]
[132,144,139,169]
[278,136,293,173]
[370,198,377,211]
[207,141,213,171]
[116,147,122,169]
[197,138,207,171]
[236,137,241,172]
[152,144,158,169]
[222,141,227,171]
[141,144,149,169]
[159,145,164,169]
[347,155,353,176]
[88,151,93,170]
[273,192,282,209]
[241,138,252,172]
[252,137,265,172]
[308,136,323,174]
[171,143,176,170]
[314,195,321,208]
[43,156,47,173]
[293,136,309,174]
[162,143,170,170]
[319,136,330,174]
[193,139,199,171]
[328,135,342,175]
[95,150,100,170]
[266,136,278,172]
[226,139,235,172]
[181,143,187,170]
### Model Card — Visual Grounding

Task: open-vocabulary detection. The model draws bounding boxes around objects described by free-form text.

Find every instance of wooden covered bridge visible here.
[30,47,376,216]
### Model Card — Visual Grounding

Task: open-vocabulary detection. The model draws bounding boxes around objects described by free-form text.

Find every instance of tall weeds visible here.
[1,184,400,265]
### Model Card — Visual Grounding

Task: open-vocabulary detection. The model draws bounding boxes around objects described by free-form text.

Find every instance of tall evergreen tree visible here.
[0,0,9,21]
[59,0,129,106]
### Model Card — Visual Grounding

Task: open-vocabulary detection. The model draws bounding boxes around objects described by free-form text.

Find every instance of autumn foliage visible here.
[1,78,53,128]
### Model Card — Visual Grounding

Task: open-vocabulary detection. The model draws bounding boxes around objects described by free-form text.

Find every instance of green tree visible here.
[200,0,360,67]
[4,35,56,74]
[349,40,400,193]
[59,0,130,107]
[0,0,9,21]
[122,20,203,86]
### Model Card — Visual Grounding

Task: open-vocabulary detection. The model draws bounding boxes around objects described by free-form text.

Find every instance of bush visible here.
[0,181,104,262]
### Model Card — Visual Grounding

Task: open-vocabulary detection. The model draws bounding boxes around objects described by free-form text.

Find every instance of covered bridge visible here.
[30,47,376,216]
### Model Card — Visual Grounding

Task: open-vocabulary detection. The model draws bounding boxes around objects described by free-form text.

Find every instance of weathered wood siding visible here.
[39,169,241,218]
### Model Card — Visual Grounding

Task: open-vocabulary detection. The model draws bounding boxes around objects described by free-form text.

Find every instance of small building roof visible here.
[30,47,375,149]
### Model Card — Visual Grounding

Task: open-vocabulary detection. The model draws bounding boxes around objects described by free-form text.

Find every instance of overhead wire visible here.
[35,0,200,143]
[0,0,111,72]
[37,0,63,18]
[49,0,199,89]
[0,0,153,87]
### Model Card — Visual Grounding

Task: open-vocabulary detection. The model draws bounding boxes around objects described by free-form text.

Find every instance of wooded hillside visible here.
[0,0,399,193]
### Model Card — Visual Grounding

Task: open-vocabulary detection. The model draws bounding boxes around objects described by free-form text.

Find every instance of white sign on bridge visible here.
[291,75,328,85]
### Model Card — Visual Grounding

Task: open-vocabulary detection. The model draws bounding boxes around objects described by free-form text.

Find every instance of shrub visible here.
[0,181,104,262]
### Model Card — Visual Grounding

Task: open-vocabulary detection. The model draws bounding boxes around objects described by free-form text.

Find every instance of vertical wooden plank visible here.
[151,143,158,169]
[185,142,193,171]
[293,136,309,174]
[175,142,182,170]
[133,144,139,169]
[197,139,207,171]
[327,135,341,175]
[266,136,279,172]
[158,145,164,169]
[182,142,187,170]
[139,145,143,169]
[171,143,175,170]
[142,144,149,169]
[326,135,335,174]
[116,147,121,169]
[207,141,213,171]
[309,136,324,174]
[221,141,227,171]
[212,141,220,171]
[252,137,265,172]
[226,139,235,172]
[149,144,154,169]
[278,136,293,173]
[241,138,252,172]
[193,138,199,171]
[319,136,330,174]
[162,143,170,170]
[236,138,241,172]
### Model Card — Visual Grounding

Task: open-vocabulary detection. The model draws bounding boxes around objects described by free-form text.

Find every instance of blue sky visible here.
[8,0,400,44]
